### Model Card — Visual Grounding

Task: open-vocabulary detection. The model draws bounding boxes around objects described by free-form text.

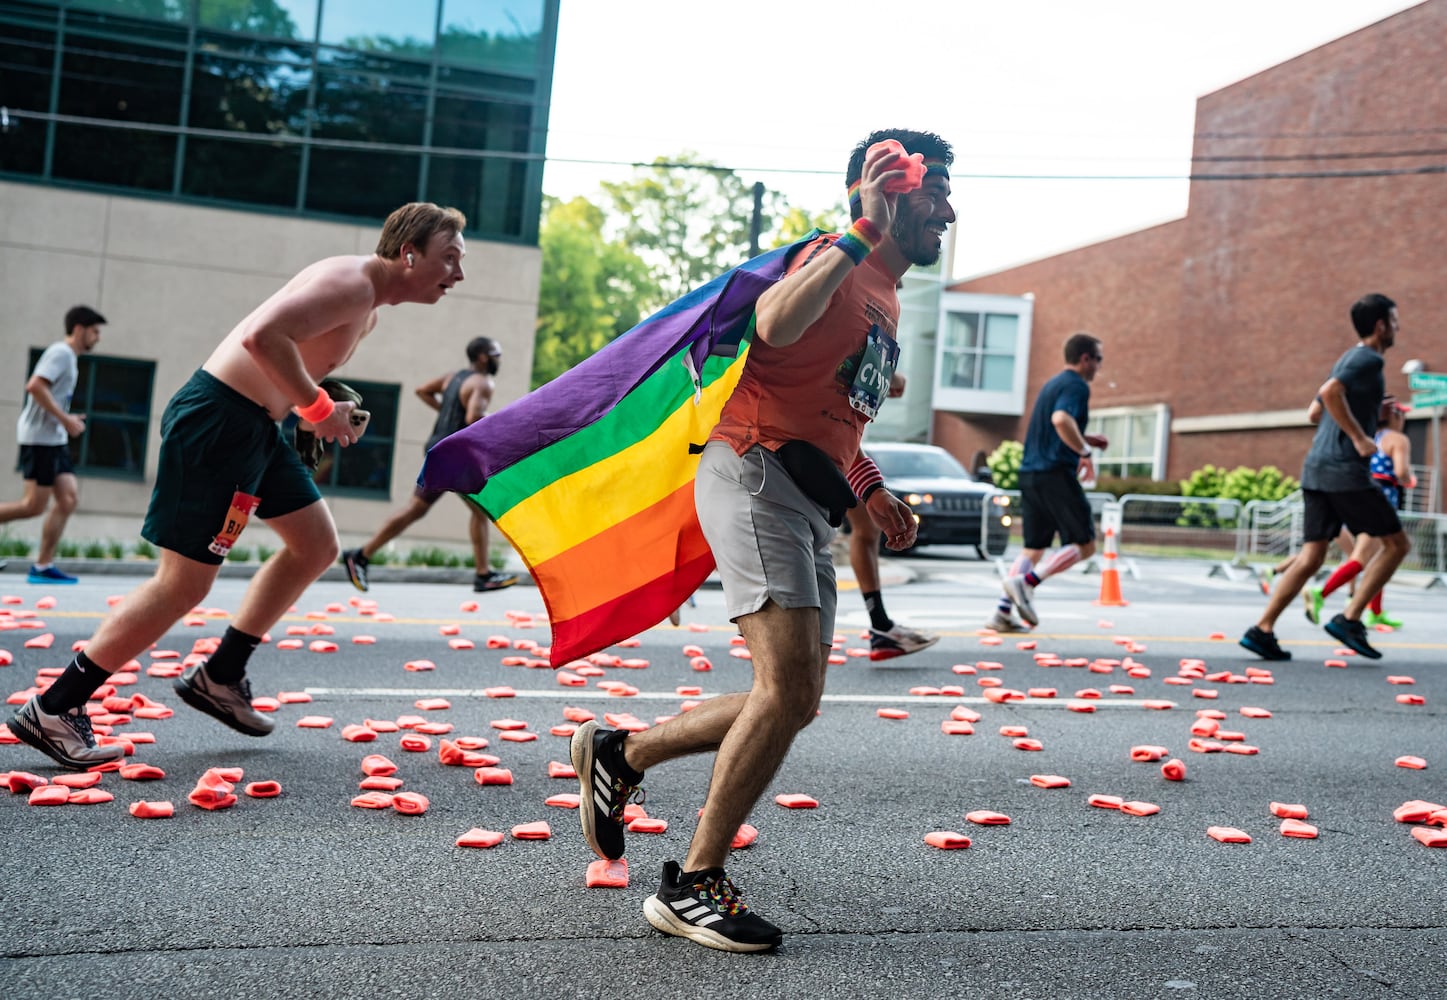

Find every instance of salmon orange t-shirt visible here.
[709,235,900,472]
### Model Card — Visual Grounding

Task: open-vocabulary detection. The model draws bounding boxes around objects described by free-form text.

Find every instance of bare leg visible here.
[37,473,79,566]
[846,506,881,592]
[1258,539,1328,631]
[233,501,340,635]
[1343,531,1410,621]
[83,549,220,672]
[0,482,50,527]
[468,504,488,571]
[359,494,434,559]
[661,602,827,873]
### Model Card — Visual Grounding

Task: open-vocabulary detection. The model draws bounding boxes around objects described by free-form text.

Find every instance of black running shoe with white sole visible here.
[642,861,783,953]
[341,548,369,592]
[173,663,275,736]
[1324,613,1382,660]
[7,695,126,770]
[1239,625,1291,661]
[570,720,644,861]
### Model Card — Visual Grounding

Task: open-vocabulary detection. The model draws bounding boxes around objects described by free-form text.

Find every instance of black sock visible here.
[205,626,262,684]
[608,732,644,783]
[862,590,892,632]
[38,651,109,715]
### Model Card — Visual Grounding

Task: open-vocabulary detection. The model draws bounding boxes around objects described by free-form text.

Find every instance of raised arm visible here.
[753,144,905,347]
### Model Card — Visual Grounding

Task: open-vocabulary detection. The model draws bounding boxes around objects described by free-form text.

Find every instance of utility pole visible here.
[748,181,764,258]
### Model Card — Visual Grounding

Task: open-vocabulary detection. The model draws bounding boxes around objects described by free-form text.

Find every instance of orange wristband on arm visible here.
[293,387,335,424]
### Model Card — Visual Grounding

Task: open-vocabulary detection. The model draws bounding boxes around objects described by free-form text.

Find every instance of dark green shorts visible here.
[142,369,322,565]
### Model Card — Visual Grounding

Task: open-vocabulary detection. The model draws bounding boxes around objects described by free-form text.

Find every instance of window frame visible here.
[308,377,402,499]
[933,291,1033,415]
[1089,403,1171,480]
[25,347,155,482]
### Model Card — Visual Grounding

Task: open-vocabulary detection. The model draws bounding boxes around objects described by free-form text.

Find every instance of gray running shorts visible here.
[695,441,836,642]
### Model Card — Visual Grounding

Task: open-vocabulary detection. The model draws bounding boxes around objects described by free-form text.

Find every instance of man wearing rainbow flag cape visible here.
[574,131,955,951]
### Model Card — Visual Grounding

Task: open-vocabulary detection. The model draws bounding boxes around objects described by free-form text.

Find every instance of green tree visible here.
[987,440,1024,490]
[771,205,845,247]
[601,153,788,307]
[533,195,658,388]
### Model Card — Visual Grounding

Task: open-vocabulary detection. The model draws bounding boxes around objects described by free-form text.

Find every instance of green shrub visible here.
[1176,464,1299,527]
[257,544,275,563]
[82,539,107,559]
[107,540,126,559]
[226,545,252,563]
[58,540,80,558]
[0,535,32,558]
[405,546,462,567]
[987,440,1023,491]
[1095,476,1182,499]
[133,539,157,559]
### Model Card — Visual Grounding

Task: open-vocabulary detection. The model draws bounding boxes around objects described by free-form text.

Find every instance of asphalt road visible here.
[1,553,1443,1000]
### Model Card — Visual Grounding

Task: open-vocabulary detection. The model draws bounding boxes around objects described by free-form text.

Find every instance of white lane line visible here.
[303,687,1168,709]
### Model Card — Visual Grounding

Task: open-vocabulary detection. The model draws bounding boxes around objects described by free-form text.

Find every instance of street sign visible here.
[1407,371,1447,391]
[1410,390,1447,409]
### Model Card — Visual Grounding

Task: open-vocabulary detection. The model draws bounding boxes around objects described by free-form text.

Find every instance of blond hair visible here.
[375,202,467,259]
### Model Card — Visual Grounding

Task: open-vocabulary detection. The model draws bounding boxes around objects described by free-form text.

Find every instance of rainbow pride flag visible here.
[421,235,815,665]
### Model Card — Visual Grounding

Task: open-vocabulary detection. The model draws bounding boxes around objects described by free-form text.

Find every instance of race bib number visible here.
[848,324,900,420]
[209,491,261,557]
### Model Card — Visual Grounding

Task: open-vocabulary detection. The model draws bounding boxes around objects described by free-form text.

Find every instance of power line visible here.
[4,108,1446,183]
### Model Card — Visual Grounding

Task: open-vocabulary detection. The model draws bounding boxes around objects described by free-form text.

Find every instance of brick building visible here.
[937,0,1444,510]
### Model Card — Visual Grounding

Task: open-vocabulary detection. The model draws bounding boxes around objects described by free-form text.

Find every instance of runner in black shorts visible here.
[1241,293,1410,661]
[7,202,470,772]
[995,333,1108,630]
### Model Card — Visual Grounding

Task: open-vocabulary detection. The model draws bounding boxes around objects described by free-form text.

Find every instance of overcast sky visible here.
[541,0,1421,279]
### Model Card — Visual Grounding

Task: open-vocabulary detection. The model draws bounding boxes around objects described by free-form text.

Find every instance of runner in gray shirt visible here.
[1241,293,1410,661]
[0,305,106,584]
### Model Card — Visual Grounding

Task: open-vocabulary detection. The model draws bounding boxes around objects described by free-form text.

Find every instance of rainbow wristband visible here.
[833,219,883,266]
[293,386,335,424]
[846,456,884,502]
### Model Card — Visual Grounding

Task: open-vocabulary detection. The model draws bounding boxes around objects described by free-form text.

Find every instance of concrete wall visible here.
[0,181,541,558]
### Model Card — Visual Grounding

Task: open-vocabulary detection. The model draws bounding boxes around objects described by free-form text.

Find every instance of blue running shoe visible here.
[27,565,78,585]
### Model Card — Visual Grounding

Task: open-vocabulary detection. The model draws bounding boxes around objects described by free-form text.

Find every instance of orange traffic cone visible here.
[1095,527,1128,606]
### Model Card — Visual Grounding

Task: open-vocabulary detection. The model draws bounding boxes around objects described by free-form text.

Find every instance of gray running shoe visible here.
[8,695,126,770]
[985,609,1029,633]
[868,622,940,661]
[1002,575,1039,627]
[173,663,275,736]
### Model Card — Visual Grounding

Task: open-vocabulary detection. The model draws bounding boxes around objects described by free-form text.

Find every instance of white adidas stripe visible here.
[673,901,721,926]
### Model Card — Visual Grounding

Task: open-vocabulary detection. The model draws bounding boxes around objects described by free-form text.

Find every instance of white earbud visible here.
[406,253,415,266]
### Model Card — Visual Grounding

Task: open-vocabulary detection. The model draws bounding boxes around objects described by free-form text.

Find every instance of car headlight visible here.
[991,495,1011,507]
[904,493,933,506]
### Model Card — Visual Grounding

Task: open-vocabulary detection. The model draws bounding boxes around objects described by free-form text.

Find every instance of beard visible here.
[891,208,942,267]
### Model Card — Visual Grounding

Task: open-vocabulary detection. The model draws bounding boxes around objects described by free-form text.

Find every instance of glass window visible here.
[198,0,318,41]
[426,92,532,236]
[1092,406,1167,481]
[320,0,437,56]
[307,147,420,218]
[941,310,1017,392]
[68,0,187,23]
[438,0,543,70]
[310,379,400,498]
[183,50,309,205]
[312,63,429,144]
[0,14,56,176]
[28,349,154,481]
[53,26,186,190]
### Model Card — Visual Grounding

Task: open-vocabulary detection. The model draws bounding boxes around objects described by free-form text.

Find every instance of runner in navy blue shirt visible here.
[994,333,1108,630]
